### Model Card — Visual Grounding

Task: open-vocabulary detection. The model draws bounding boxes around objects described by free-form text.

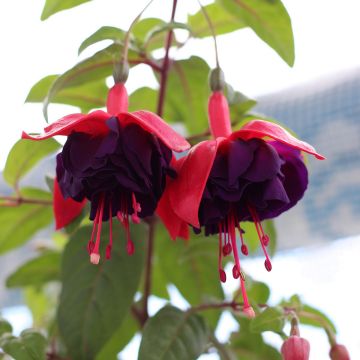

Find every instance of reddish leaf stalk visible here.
[137,0,179,327]
[156,0,178,117]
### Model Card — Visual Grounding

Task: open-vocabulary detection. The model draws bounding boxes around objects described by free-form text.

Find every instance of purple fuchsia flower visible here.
[158,90,324,316]
[23,83,190,264]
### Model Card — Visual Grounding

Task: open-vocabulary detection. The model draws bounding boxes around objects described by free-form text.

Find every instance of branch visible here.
[141,217,157,324]
[0,195,52,207]
[130,58,162,72]
[156,0,178,117]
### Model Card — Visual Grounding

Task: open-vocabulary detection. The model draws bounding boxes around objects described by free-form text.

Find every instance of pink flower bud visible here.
[281,335,310,360]
[329,344,350,360]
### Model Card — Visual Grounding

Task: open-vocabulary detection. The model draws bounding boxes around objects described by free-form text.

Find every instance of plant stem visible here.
[0,195,52,206]
[141,217,157,324]
[156,0,178,117]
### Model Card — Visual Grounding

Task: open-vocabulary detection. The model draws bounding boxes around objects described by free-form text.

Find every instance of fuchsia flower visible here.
[281,318,310,360]
[158,90,324,316]
[281,336,310,360]
[22,83,190,264]
[329,344,351,360]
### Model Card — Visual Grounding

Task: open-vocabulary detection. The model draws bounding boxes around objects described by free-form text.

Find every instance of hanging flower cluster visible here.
[157,81,324,316]
[22,82,190,264]
[23,67,324,316]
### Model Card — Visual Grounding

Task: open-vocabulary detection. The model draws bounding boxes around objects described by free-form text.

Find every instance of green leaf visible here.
[78,26,125,55]
[0,330,47,360]
[24,287,57,329]
[129,87,157,113]
[188,2,246,38]
[230,318,281,360]
[218,0,295,66]
[241,219,277,256]
[0,188,53,254]
[300,304,337,334]
[41,0,92,20]
[43,44,139,120]
[132,18,168,52]
[138,306,209,360]
[156,224,224,327]
[95,312,138,360]
[225,84,257,118]
[0,319,12,336]
[6,251,61,288]
[144,22,191,50]
[4,139,60,188]
[246,278,270,304]
[250,307,285,333]
[26,75,108,113]
[164,56,210,134]
[58,223,145,360]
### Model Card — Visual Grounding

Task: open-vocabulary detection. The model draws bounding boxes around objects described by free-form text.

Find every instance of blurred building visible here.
[257,68,360,248]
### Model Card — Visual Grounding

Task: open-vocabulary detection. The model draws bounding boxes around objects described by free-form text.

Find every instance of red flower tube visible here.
[23,83,190,264]
[158,90,324,316]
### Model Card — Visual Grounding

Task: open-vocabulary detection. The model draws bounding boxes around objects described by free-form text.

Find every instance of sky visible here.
[1,0,360,169]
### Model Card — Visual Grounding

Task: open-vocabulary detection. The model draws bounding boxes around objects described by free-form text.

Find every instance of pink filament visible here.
[228,215,250,309]
[90,196,105,264]
[248,205,272,272]
[218,222,226,283]
[106,203,113,259]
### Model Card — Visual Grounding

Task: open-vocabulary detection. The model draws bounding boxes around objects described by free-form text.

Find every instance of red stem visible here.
[156,0,178,117]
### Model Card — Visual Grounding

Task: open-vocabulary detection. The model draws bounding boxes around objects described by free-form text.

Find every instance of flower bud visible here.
[281,336,310,360]
[329,344,350,360]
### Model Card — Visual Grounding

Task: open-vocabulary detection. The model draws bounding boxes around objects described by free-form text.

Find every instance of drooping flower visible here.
[23,83,190,264]
[158,88,324,316]
[329,344,351,360]
[281,336,310,360]
[281,317,310,360]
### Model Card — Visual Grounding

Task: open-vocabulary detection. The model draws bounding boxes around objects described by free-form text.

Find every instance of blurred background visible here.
[1,0,359,359]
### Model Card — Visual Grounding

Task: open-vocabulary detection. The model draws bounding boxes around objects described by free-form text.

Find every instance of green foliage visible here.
[41,0,92,20]
[250,307,285,333]
[0,319,12,336]
[4,139,60,188]
[42,44,139,120]
[26,75,108,113]
[0,2,341,359]
[0,188,53,254]
[0,329,47,360]
[188,2,246,38]
[218,0,295,66]
[230,318,282,359]
[78,26,126,55]
[164,56,210,134]
[138,306,209,360]
[57,223,145,359]
[95,313,138,360]
[156,224,224,328]
[6,251,61,288]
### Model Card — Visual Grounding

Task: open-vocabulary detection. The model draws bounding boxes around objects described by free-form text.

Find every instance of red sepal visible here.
[208,91,231,138]
[118,111,190,152]
[53,178,86,230]
[22,110,110,140]
[169,138,225,228]
[232,119,325,160]
[106,83,129,115]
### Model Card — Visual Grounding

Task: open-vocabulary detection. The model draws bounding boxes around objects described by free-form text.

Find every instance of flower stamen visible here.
[90,195,105,265]
[106,202,113,259]
[218,222,226,283]
[248,205,272,272]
